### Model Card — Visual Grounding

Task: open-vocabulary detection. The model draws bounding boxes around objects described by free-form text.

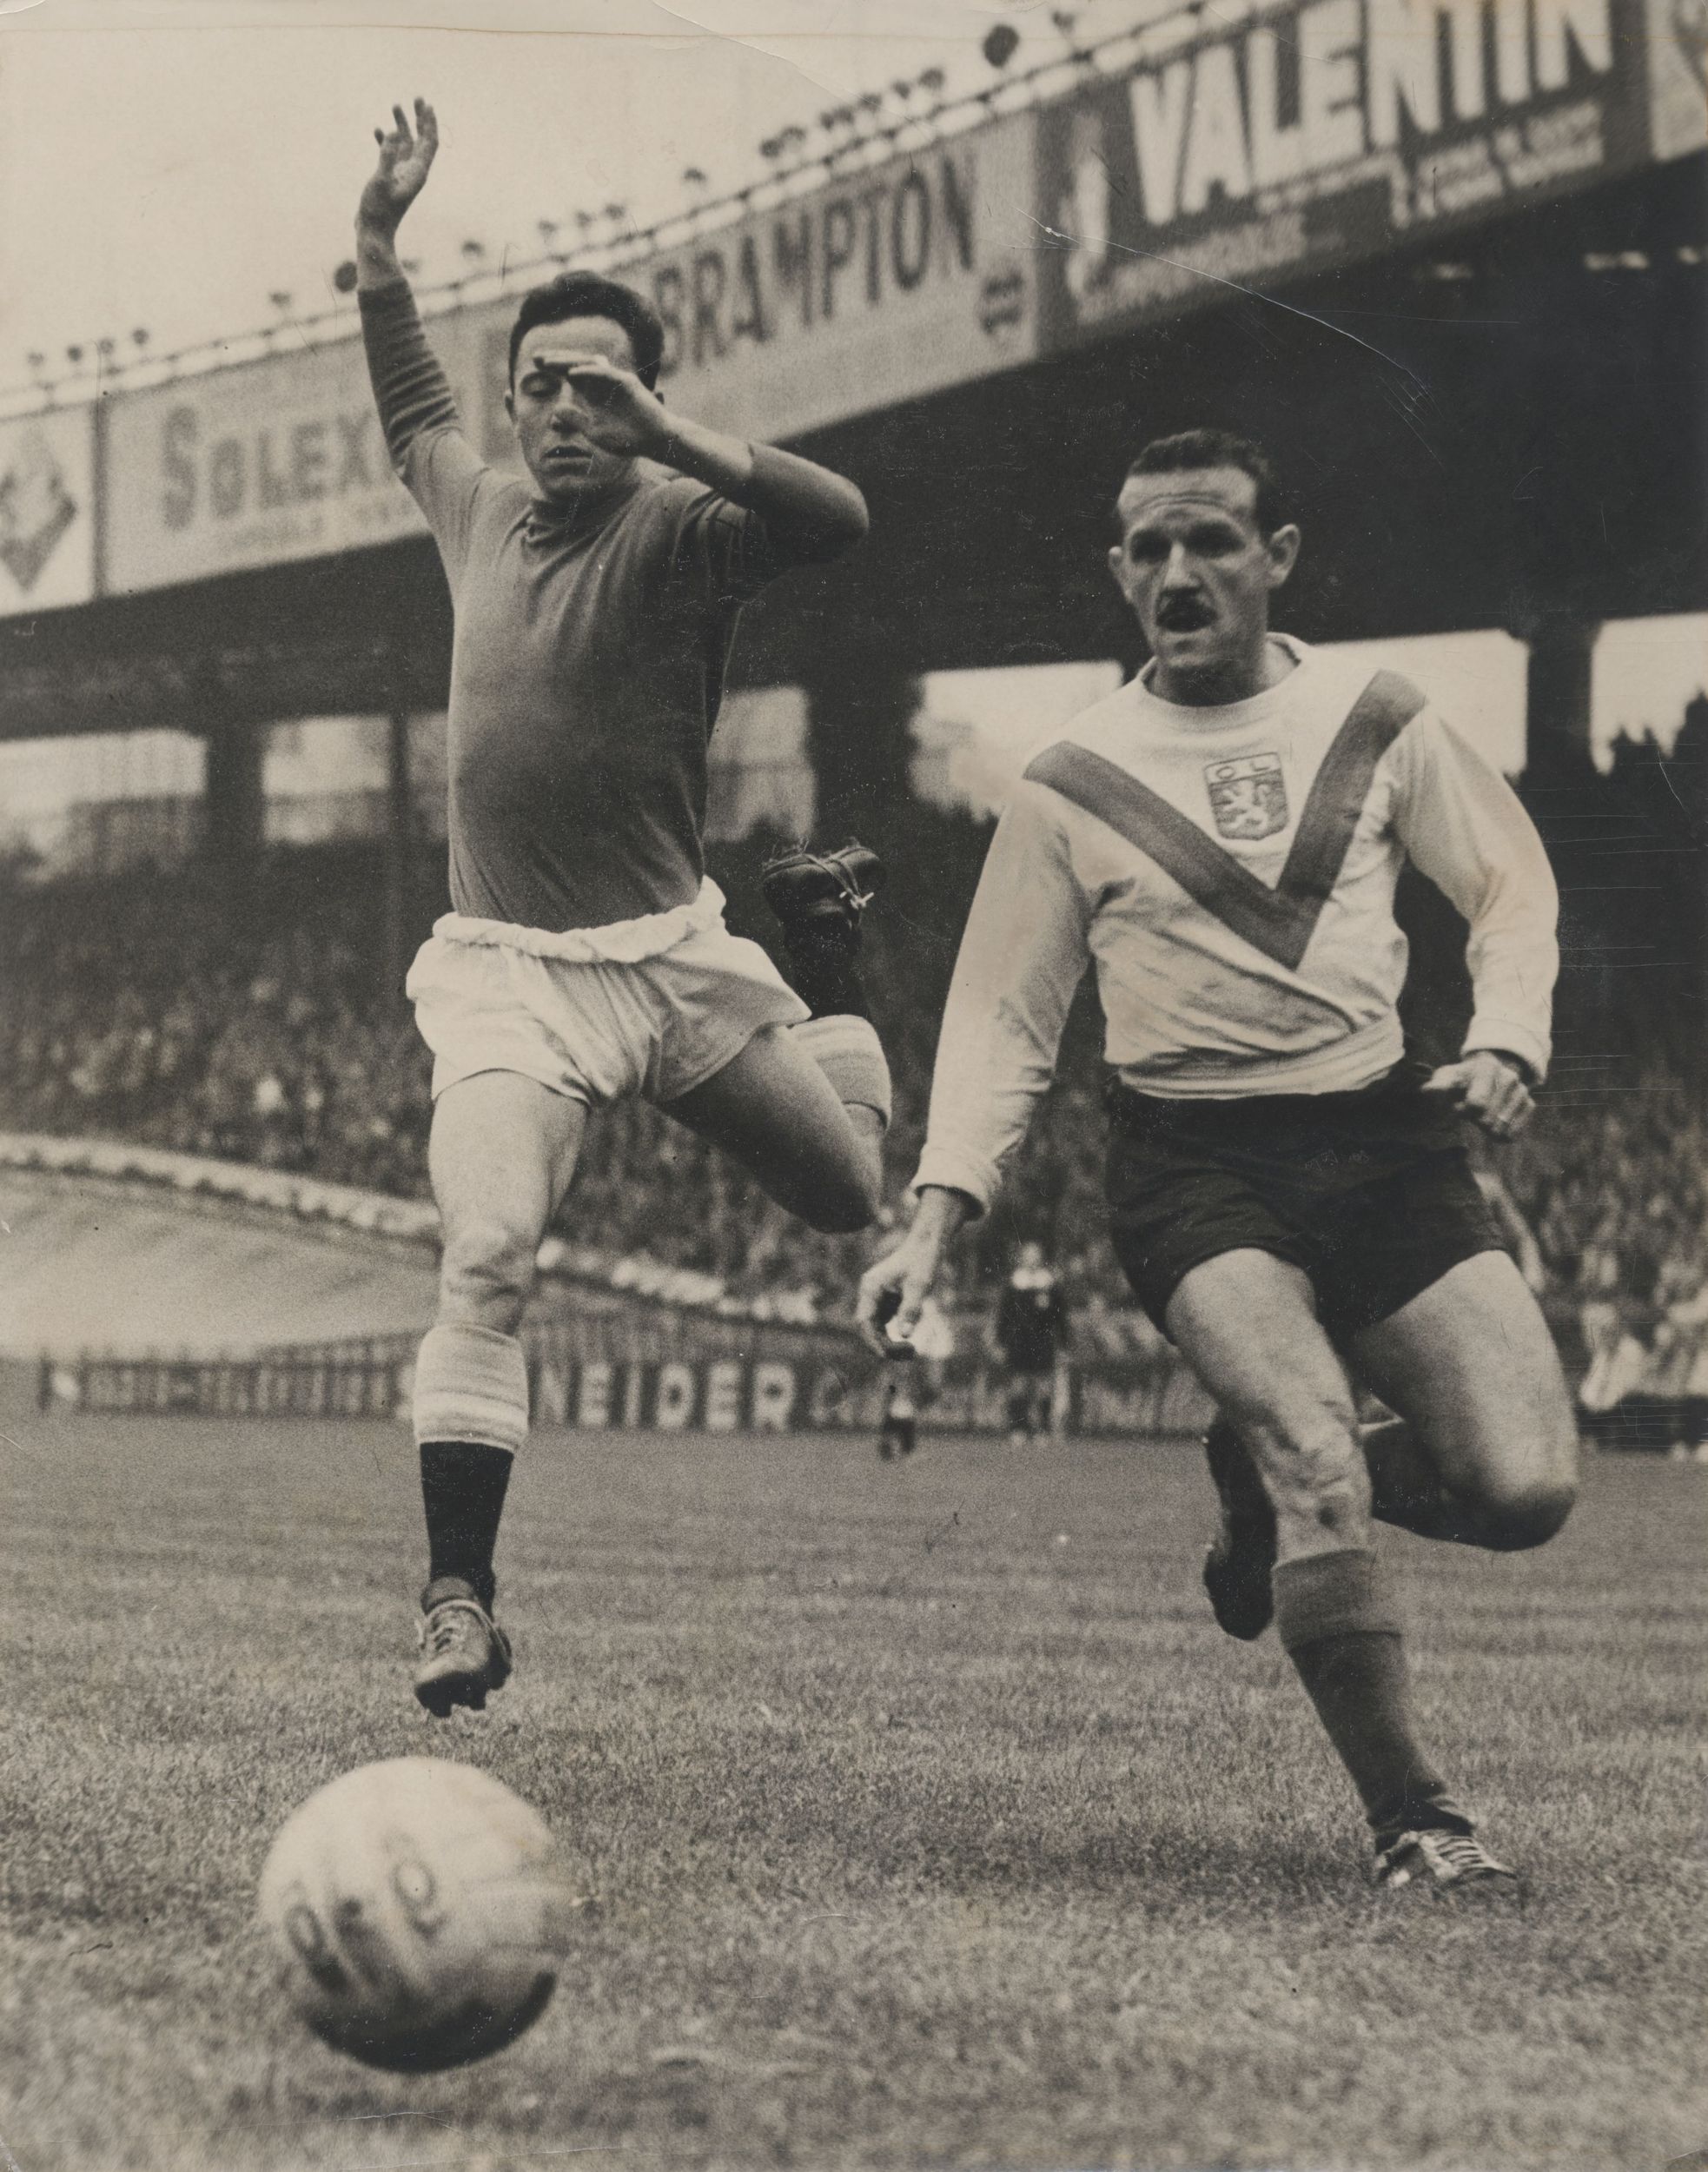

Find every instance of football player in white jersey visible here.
[859,429,1578,1897]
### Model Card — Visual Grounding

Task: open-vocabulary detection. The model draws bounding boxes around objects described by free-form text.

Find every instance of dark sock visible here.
[782,927,871,1022]
[1208,1414,1271,1526]
[420,1439,513,1612]
[1274,1547,1456,1844]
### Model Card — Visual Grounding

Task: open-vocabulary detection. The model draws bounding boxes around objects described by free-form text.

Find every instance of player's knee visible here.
[1475,1473,1577,1551]
[440,1215,539,1332]
[798,1159,879,1234]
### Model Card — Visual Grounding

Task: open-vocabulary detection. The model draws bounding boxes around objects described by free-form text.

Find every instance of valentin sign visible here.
[1037,0,1663,346]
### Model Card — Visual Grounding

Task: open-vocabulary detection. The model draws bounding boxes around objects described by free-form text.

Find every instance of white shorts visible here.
[407,880,809,1109]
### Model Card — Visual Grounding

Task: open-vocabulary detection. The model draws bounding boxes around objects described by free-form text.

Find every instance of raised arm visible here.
[355,100,464,473]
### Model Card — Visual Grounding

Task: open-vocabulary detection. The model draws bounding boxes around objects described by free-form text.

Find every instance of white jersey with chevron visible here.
[913,638,1559,1215]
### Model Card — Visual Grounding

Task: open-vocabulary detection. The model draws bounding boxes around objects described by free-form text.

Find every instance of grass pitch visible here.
[0,1402,1703,2172]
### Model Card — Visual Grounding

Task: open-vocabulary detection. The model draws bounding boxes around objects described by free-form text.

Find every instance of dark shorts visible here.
[1104,1063,1506,1343]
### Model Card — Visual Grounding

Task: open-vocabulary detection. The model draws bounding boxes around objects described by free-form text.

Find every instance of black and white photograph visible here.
[0,0,1703,2165]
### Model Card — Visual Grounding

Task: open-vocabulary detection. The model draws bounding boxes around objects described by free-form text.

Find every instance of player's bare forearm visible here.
[910,1185,976,1256]
[355,221,406,292]
[659,417,869,560]
[856,1187,974,1354]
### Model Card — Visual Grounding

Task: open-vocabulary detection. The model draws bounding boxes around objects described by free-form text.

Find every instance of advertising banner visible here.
[96,112,1036,596]
[0,406,96,617]
[102,314,498,598]
[1036,0,1661,349]
[1644,0,1708,161]
[525,1352,1212,1438]
[53,1348,1215,1440]
[425,122,1040,461]
[606,110,1038,440]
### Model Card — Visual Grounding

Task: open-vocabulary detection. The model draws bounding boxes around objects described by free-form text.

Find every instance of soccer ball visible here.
[258,1757,576,2071]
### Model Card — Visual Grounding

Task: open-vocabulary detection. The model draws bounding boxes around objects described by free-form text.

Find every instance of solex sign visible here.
[102,314,488,596]
[1038,0,1646,342]
[617,111,1037,442]
[156,402,385,533]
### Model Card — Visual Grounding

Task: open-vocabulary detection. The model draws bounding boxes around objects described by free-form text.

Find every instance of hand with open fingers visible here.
[361,97,439,233]
[557,359,671,457]
[1420,1049,1535,1138]
[857,1236,941,1360]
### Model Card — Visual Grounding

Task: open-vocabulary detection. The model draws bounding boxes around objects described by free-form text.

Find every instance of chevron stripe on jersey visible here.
[1023,670,1427,970]
[910,638,1559,1209]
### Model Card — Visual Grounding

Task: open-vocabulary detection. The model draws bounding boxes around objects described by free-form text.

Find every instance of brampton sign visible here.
[615,112,1037,440]
[1036,0,1670,344]
[99,116,1037,595]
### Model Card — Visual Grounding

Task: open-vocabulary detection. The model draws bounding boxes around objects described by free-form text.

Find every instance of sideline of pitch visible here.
[39,1344,1217,1440]
[0,1130,814,1330]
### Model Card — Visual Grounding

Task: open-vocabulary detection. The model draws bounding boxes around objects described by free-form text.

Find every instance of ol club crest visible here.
[1204,753,1288,841]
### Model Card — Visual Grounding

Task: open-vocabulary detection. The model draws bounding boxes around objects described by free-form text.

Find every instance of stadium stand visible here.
[2,712,1702,1395]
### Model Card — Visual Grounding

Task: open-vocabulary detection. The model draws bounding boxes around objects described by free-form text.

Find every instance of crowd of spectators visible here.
[0,858,432,1199]
[1,718,1702,1372]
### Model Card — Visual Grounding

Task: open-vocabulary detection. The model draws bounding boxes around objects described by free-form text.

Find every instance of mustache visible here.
[1155,593,1214,630]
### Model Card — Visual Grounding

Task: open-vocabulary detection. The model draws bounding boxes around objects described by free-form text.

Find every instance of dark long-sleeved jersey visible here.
[360,278,799,933]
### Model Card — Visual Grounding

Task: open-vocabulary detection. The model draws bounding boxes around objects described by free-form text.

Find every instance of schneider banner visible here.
[1037,0,1672,348]
[51,1350,1214,1439]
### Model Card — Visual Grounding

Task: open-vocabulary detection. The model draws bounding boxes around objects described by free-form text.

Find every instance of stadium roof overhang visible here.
[1,0,1701,743]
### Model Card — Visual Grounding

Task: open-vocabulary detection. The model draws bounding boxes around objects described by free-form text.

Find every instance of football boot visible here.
[1374,1824,1523,1902]
[1202,1415,1278,1639]
[760,843,885,947]
[414,1576,513,1718]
